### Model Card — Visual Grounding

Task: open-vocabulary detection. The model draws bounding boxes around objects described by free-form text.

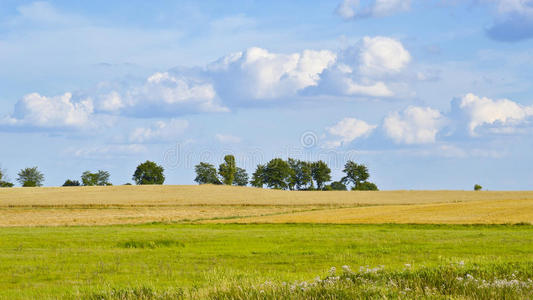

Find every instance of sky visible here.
[1,0,533,189]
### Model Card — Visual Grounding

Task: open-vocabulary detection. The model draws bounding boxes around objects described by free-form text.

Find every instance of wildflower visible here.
[329,267,336,276]
[404,264,411,268]
[342,265,352,274]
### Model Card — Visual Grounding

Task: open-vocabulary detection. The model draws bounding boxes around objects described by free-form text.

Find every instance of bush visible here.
[63,179,80,186]
[330,181,347,191]
[474,184,482,191]
[353,181,379,191]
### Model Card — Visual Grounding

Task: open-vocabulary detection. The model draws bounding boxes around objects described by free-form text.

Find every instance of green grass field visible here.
[1,223,533,299]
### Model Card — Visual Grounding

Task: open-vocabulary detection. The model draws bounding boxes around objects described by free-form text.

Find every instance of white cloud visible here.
[129,119,189,143]
[336,0,411,20]
[384,106,445,144]
[358,36,411,77]
[2,92,95,128]
[325,117,377,148]
[215,134,242,144]
[207,47,336,100]
[98,91,124,112]
[458,93,533,135]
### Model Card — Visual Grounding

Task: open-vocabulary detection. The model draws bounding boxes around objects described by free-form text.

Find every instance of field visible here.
[1,185,533,226]
[1,185,533,299]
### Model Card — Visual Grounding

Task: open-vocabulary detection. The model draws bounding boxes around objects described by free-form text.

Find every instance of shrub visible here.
[353,181,379,191]
[63,179,80,186]
[474,184,482,191]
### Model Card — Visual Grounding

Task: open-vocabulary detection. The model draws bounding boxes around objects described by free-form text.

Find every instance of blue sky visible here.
[1,0,533,189]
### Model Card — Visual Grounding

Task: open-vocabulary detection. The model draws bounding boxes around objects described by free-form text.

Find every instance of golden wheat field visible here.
[1,185,533,226]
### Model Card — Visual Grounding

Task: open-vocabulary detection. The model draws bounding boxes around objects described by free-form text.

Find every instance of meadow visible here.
[1,223,533,299]
[1,185,533,299]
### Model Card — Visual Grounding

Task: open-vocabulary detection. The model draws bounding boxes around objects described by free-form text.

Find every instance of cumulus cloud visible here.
[384,106,445,144]
[457,93,533,135]
[336,0,411,20]
[1,92,95,129]
[207,47,336,100]
[305,36,409,98]
[215,134,242,144]
[358,36,411,77]
[325,117,377,148]
[129,119,189,143]
[486,0,533,41]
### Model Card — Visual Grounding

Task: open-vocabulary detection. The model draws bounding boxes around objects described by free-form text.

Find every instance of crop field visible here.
[1,185,533,299]
[1,185,533,226]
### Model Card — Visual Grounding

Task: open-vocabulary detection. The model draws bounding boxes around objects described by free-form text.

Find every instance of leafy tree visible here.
[62,179,80,186]
[353,181,379,191]
[264,158,291,190]
[218,155,237,185]
[311,160,331,190]
[474,184,482,191]
[17,167,44,187]
[251,164,266,188]
[288,159,312,190]
[341,161,370,189]
[0,167,14,188]
[133,161,165,185]
[330,181,347,191]
[194,163,221,185]
[82,170,112,186]
[233,167,248,186]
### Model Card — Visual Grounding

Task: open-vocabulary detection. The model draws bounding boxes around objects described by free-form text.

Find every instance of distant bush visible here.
[474,184,482,191]
[62,179,80,186]
[353,181,379,191]
[330,181,347,191]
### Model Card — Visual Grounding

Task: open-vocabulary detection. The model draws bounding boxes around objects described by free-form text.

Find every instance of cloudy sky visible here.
[1,0,533,189]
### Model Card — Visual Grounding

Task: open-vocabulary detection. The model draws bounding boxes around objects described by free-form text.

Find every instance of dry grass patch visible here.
[216,199,533,224]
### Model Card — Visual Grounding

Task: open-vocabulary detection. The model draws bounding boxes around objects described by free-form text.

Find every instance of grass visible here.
[2,185,533,225]
[1,223,533,299]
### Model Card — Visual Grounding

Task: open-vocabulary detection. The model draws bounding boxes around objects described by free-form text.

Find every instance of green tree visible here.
[81,170,112,186]
[194,162,221,185]
[354,181,379,191]
[474,184,482,191]
[251,164,266,188]
[264,158,291,190]
[311,160,331,190]
[288,159,312,190]
[330,181,347,191]
[17,167,44,187]
[62,179,80,186]
[341,161,370,189]
[233,167,248,186]
[0,167,14,187]
[133,161,165,185]
[218,155,237,185]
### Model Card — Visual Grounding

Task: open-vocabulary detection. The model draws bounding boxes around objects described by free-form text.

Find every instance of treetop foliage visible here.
[133,161,165,185]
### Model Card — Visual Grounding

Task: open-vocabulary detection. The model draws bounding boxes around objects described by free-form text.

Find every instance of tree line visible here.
[0,161,165,187]
[194,155,378,191]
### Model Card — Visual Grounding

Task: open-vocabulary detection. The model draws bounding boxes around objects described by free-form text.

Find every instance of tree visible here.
[264,158,291,190]
[354,181,378,191]
[233,167,248,186]
[311,160,331,190]
[474,184,482,191]
[251,164,266,188]
[0,167,14,188]
[218,155,236,185]
[330,181,347,191]
[63,179,80,186]
[341,161,370,190]
[288,159,312,190]
[17,167,44,187]
[194,163,221,185]
[133,161,165,185]
[81,170,112,186]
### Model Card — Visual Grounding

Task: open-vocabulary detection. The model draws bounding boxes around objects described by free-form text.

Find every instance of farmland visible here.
[1,185,533,226]
[1,185,533,299]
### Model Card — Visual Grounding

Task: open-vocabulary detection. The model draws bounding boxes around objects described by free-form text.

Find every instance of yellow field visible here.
[1,185,533,226]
